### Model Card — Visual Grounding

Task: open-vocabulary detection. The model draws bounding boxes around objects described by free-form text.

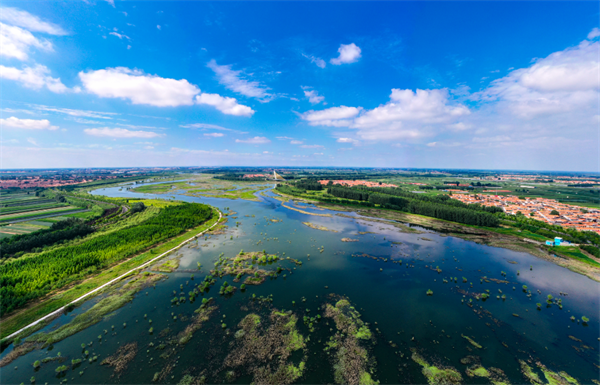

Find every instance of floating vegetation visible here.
[177,301,218,345]
[152,258,180,273]
[411,350,463,385]
[100,342,138,377]
[519,360,580,385]
[461,334,482,349]
[463,360,510,385]
[426,289,433,296]
[223,310,307,384]
[341,238,359,242]
[322,295,377,385]
[18,272,164,364]
[302,222,338,232]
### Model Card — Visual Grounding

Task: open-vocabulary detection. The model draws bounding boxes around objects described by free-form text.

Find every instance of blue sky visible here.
[0,1,598,171]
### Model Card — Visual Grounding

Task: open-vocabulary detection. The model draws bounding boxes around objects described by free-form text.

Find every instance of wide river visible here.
[2,183,598,384]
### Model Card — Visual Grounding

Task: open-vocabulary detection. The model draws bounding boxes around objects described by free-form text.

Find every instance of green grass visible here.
[0,206,221,340]
[131,181,193,194]
[0,207,87,222]
[553,246,600,267]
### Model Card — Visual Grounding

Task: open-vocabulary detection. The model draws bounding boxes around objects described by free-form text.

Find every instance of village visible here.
[451,192,600,234]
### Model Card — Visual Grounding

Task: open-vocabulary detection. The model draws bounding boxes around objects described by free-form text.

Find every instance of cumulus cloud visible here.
[473,39,599,118]
[78,67,255,115]
[207,59,270,100]
[0,64,69,92]
[330,43,361,65]
[301,89,469,141]
[1,116,58,130]
[290,140,303,145]
[204,132,224,137]
[195,93,255,116]
[0,7,67,35]
[336,138,357,144]
[84,127,163,138]
[0,22,53,60]
[235,136,270,144]
[302,87,325,104]
[79,67,199,107]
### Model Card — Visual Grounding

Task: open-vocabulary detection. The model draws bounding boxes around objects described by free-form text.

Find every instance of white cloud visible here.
[290,140,303,145]
[195,93,254,116]
[301,106,361,126]
[105,0,116,8]
[301,89,469,141]
[180,123,248,133]
[588,27,600,40]
[300,144,324,149]
[156,25,161,30]
[84,127,163,138]
[330,43,361,65]
[0,22,53,60]
[336,137,357,144]
[0,7,67,35]
[1,116,58,130]
[207,59,270,100]
[79,67,199,107]
[0,64,69,92]
[204,132,224,137]
[235,136,270,144]
[473,39,599,118]
[109,31,130,40]
[27,137,39,146]
[302,53,326,69]
[302,87,325,104]
[31,104,117,119]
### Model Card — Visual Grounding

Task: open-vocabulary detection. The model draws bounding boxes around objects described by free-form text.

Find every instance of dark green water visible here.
[2,185,598,384]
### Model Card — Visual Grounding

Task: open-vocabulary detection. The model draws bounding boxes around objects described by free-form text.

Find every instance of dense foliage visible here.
[293,180,323,191]
[0,202,212,315]
[0,218,95,258]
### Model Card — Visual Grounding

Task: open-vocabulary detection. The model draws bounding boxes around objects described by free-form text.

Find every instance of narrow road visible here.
[5,210,222,341]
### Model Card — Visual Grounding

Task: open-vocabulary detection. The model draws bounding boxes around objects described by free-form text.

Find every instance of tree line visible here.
[0,218,95,259]
[0,202,212,315]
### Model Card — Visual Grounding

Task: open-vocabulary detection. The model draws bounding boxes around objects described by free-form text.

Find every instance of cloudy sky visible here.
[0,1,598,171]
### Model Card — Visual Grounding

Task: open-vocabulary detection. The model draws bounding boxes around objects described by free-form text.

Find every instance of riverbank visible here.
[0,206,223,342]
[272,191,600,282]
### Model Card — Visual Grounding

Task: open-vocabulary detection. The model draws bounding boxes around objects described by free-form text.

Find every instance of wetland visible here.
[1,181,598,385]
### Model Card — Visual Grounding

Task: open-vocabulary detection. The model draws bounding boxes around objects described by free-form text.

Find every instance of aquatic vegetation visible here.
[33,360,40,368]
[100,342,138,377]
[223,310,307,384]
[24,273,164,350]
[411,350,463,385]
[426,289,433,296]
[152,258,180,273]
[581,316,589,324]
[520,360,580,385]
[461,334,482,349]
[323,296,378,384]
[302,222,338,232]
[177,300,217,344]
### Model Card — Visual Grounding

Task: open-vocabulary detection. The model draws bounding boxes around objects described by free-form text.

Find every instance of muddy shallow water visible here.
[2,184,598,384]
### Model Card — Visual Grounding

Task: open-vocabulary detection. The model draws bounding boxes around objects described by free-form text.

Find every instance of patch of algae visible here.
[461,334,483,349]
[465,363,511,385]
[224,310,307,384]
[411,350,462,385]
[323,296,378,385]
[519,360,580,385]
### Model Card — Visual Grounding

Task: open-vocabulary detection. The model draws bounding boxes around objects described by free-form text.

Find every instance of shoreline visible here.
[0,207,223,342]
[271,190,600,282]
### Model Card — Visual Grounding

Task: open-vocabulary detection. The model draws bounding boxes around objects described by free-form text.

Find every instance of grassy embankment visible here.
[0,203,222,341]
[272,189,600,280]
